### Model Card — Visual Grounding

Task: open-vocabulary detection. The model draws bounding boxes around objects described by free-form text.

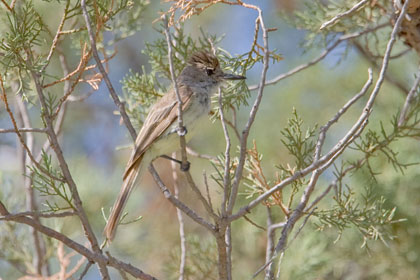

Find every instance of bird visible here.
[104,51,246,241]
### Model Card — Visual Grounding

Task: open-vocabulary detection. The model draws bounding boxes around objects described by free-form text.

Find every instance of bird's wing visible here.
[123,84,194,180]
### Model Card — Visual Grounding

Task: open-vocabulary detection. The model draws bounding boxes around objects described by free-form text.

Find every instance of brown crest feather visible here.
[189,51,219,70]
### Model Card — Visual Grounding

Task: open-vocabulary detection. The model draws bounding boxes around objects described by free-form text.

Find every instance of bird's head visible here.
[180,51,246,86]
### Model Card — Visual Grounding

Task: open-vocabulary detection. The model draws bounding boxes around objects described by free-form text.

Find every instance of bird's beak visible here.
[221,73,246,80]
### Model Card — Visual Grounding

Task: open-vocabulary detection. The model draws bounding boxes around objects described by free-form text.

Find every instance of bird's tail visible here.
[104,161,141,242]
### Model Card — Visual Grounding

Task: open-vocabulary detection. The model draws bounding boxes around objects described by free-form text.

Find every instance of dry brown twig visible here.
[43,48,116,89]
[246,141,289,216]
[0,0,16,11]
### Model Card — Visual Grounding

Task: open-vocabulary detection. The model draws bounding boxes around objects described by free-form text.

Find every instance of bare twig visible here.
[398,65,420,126]
[1,0,13,11]
[78,261,93,280]
[314,68,373,160]
[320,0,370,30]
[253,220,286,279]
[0,75,64,183]
[41,0,70,72]
[51,45,91,119]
[305,184,334,213]
[171,155,186,280]
[15,92,49,276]
[227,7,270,215]
[0,201,157,280]
[248,23,388,91]
[264,207,275,280]
[81,0,137,141]
[0,210,76,220]
[37,51,72,162]
[148,164,216,232]
[219,87,232,217]
[203,171,214,213]
[243,215,266,231]
[353,41,410,94]
[186,146,217,161]
[0,128,47,133]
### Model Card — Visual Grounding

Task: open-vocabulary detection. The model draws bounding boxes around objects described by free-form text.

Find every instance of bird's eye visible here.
[206,68,214,76]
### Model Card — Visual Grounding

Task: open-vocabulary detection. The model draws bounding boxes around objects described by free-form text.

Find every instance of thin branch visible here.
[286,207,316,248]
[186,146,217,161]
[15,91,49,276]
[78,261,93,280]
[320,0,370,30]
[1,0,12,11]
[171,156,186,280]
[148,164,216,233]
[314,68,373,160]
[274,116,368,256]
[0,128,47,133]
[243,215,266,231]
[202,171,214,213]
[41,0,70,72]
[219,87,232,217]
[0,75,64,183]
[81,0,137,141]
[305,184,334,213]
[227,8,270,215]
[248,23,388,91]
[223,117,241,140]
[0,210,76,220]
[253,220,286,279]
[398,64,420,126]
[37,51,72,162]
[352,41,410,94]
[264,207,275,280]
[51,45,91,119]
[0,201,157,280]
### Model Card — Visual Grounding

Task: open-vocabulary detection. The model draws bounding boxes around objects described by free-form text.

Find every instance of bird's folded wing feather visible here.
[123,84,194,180]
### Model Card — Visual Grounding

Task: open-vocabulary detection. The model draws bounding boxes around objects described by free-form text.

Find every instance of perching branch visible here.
[320,0,370,30]
[148,164,216,233]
